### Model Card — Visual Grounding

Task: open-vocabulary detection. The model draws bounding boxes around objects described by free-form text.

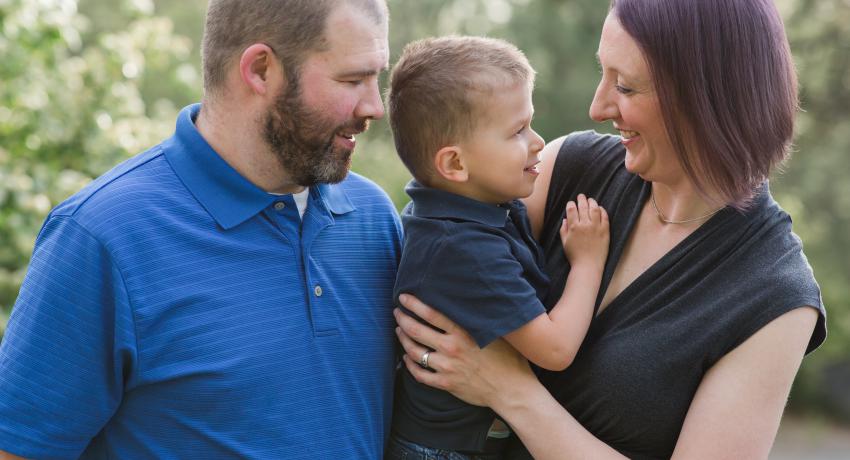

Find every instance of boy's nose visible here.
[530,129,545,152]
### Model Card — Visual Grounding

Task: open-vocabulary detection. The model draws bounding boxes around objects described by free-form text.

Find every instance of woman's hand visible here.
[395,294,535,407]
[396,294,627,460]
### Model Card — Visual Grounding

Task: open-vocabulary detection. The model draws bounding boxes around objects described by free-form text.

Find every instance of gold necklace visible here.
[650,190,725,225]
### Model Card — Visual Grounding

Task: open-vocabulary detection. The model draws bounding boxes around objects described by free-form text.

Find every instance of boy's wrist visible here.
[566,257,606,274]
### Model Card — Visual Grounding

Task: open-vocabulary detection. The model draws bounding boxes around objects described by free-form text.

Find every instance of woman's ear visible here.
[239,43,277,96]
[433,145,469,183]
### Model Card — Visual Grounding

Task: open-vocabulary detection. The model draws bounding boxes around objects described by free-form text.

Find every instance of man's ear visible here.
[239,43,278,96]
[434,145,469,183]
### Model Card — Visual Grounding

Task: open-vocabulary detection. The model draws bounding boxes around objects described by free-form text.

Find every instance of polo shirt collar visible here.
[166,104,355,230]
[315,182,356,215]
[405,180,509,227]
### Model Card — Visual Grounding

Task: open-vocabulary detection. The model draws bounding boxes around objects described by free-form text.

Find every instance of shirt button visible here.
[314,285,323,297]
[274,202,286,211]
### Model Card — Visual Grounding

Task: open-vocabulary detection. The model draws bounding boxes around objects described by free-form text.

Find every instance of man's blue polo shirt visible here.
[0,104,402,459]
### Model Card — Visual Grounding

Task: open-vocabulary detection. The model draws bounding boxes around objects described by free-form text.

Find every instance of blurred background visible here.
[1,0,848,455]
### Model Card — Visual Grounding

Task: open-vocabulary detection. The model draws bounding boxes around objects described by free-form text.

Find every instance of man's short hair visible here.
[202,0,388,97]
[387,36,536,184]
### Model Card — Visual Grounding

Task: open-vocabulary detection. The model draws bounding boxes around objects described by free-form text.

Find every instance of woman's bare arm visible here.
[671,306,818,459]
[396,294,818,460]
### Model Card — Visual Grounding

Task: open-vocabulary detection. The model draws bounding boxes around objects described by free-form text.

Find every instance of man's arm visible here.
[0,216,133,457]
[0,450,27,460]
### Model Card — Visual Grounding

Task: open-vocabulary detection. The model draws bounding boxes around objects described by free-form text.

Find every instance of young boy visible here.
[386,36,609,458]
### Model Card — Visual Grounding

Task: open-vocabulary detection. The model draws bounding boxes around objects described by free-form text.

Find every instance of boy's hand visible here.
[559,194,609,268]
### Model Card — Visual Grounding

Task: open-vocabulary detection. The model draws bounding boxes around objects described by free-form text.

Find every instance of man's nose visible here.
[356,80,385,120]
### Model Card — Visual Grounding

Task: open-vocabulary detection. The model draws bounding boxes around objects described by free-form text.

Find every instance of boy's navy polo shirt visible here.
[0,104,402,459]
[392,180,549,452]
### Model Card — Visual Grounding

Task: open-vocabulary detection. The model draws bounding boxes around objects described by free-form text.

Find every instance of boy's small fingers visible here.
[577,194,589,220]
[589,201,602,222]
[566,201,578,224]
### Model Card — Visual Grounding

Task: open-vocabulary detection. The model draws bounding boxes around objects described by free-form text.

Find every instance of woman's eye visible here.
[615,84,633,95]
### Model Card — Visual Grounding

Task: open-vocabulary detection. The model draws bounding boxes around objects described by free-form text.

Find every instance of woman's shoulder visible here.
[557,129,623,149]
[541,130,635,216]
[533,130,641,260]
[721,184,826,353]
[549,130,625,175]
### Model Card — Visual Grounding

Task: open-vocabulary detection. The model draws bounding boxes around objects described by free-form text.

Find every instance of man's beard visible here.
[263,77,369,187]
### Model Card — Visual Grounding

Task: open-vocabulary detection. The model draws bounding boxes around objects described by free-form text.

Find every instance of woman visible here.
[394,0,827,458]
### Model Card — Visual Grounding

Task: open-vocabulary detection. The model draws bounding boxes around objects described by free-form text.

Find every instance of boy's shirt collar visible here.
[403,180,513,228]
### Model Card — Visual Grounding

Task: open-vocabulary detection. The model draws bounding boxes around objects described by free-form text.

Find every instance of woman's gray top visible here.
[506,131,826,459]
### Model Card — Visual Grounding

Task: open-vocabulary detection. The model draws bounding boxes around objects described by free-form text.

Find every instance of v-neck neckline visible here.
[593,178,728,321]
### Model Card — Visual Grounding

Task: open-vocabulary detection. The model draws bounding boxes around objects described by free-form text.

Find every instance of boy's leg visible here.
[385,432,489,460]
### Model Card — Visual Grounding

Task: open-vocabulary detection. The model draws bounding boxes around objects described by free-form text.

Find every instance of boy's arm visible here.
[503,194,608,371]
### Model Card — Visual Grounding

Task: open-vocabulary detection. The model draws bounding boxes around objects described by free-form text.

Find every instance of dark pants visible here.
[385,433,505,460]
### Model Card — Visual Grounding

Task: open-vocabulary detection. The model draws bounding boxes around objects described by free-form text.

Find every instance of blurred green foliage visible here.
[1,0,848,419]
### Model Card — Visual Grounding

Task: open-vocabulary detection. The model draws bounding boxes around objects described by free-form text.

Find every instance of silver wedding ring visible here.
[419,350,431,368]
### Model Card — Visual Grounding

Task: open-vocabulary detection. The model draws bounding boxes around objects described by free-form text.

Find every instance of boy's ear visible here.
[433,145,469,183]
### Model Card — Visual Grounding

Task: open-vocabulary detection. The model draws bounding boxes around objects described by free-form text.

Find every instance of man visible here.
[0,0,400,458]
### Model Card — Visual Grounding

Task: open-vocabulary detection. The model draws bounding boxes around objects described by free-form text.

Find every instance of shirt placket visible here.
[298,190,337,336]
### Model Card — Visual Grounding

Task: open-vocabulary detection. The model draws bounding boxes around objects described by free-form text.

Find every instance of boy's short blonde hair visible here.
[387,36,535,184]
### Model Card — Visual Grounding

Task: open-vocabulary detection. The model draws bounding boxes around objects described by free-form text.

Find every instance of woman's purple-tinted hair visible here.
[610,0,798,209]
